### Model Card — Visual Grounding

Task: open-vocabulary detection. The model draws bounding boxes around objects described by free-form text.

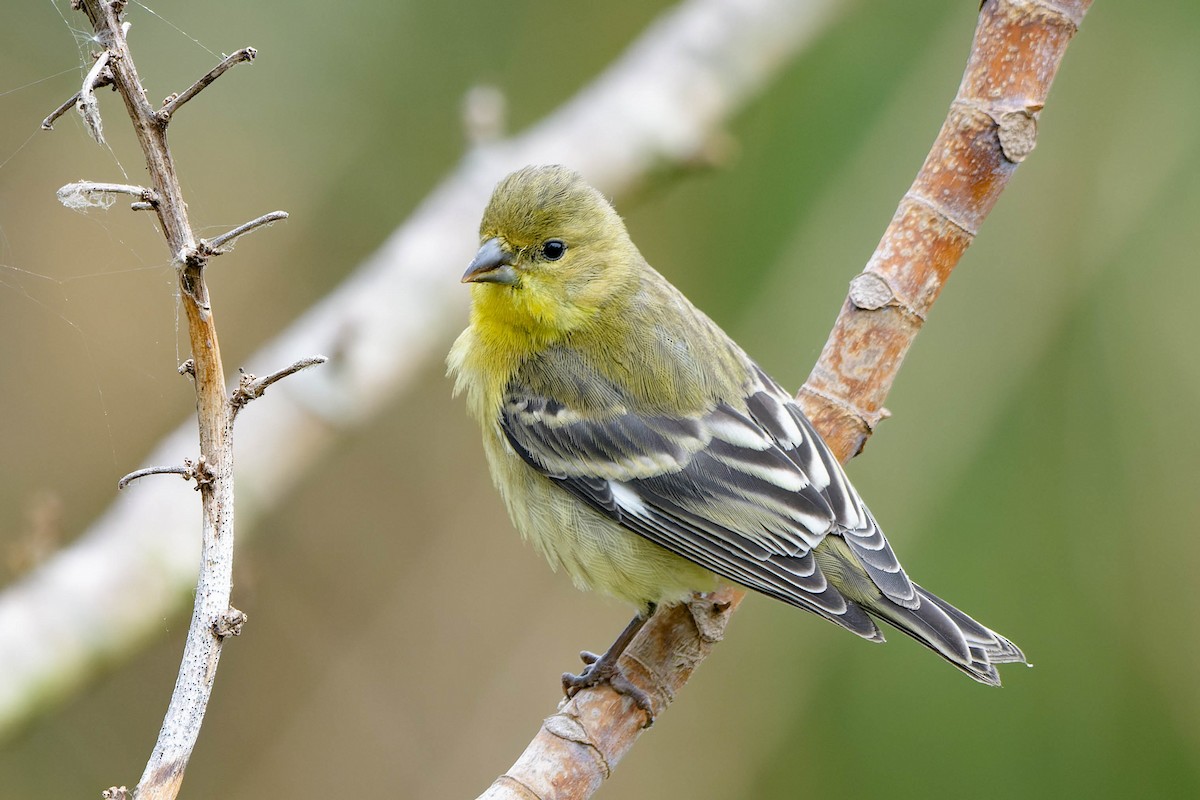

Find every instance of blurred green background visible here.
[2,0,1198,797]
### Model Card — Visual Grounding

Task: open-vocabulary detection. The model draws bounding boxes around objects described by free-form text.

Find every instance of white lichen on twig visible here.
[56,181,150,211]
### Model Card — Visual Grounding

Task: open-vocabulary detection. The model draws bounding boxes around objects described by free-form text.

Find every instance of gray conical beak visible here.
[462,238,517,285]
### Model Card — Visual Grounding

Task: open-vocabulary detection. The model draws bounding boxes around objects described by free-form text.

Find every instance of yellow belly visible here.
[482,427,715,612]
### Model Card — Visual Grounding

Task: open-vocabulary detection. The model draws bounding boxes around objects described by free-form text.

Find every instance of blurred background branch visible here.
[0,0,844,740]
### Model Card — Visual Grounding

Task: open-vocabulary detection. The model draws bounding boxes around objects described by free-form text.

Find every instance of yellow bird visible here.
[448,165,1025,714]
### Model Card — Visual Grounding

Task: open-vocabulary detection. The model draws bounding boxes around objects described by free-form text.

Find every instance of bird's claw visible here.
[562,656,655,727]
[578,650,601,666]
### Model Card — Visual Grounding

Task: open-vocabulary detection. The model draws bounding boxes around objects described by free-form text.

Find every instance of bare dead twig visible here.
[116,465,195,491]
[157,47,256,121]
[56,181,152,211]
[200,210,289,254]
[41,71,114,131]
[117,459,214,492]
[42,93,84,131]
[477,0,1094,797]
[76,49,111,143]
[230,356,328,412]
[62,2,290,798]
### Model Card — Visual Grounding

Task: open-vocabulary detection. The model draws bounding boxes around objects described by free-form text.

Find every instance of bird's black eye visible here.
[540,239,567,261]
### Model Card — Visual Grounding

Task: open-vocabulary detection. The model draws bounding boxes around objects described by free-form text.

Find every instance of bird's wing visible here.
[499,364,916,638]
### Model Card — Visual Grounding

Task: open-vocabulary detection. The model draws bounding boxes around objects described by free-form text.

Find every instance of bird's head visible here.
[462,165,640,343]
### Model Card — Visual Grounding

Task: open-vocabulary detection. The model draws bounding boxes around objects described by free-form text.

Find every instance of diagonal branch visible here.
[41,59,115,132]
[476,1,1094,797]
[799,0,1092,456]
[230,356,328,412]
[157,47,256,121]
[199,210,289,254]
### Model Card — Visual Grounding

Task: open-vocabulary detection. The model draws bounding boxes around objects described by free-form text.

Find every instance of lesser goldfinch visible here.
[449,165,1025,712]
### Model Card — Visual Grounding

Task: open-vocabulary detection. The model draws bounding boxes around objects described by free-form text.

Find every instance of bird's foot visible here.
[562,650,655,727]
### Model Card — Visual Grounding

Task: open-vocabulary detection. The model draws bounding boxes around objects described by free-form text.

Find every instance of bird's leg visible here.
[562,605,656,723]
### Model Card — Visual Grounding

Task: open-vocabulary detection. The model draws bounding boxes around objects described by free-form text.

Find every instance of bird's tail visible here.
[870,583,1027,686]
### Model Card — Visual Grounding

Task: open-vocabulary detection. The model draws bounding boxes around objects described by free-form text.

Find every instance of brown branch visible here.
[479,591,744,800]
[157,47,256,121]
[477,0,1093,797]
[800,0,1091,457]
[64,2,287,798]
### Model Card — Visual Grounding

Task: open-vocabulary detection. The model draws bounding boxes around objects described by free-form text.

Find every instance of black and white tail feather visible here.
[875,582,1025,685]
[500,353,1027,685]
